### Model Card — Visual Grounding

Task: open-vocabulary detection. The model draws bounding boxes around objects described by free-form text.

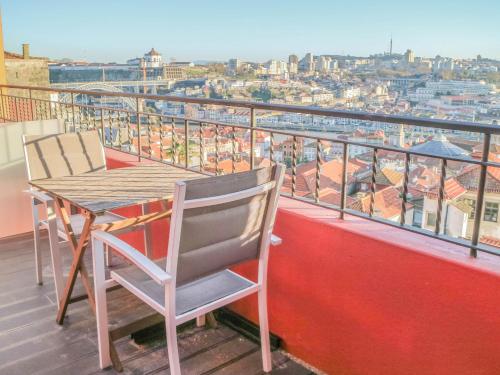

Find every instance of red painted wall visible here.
[106,150,500,375]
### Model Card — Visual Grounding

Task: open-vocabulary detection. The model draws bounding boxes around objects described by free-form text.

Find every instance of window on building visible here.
[484,202,499,222]
[463,198,476,220]
[426,212,437,228]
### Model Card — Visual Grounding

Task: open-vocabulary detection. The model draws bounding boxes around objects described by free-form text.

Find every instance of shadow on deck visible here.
[0,233,313,375]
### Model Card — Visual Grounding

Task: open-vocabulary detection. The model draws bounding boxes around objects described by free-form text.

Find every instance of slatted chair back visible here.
[22,130,106,181]
[167,165,285,285]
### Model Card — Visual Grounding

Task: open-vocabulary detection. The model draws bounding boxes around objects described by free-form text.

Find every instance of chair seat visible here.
[111,263,254,316]
[41,212,125,238]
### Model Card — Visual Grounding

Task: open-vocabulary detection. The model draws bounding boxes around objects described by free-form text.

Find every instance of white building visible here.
[141,48,162,68]
[265,60,288,76]
[409,80,496,102]
[317,56,332,73]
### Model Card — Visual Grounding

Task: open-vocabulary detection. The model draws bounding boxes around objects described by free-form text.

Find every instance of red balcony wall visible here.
[106,149,500,375]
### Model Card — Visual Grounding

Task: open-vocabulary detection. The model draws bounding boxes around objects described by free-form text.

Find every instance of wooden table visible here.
[30,163,204,370]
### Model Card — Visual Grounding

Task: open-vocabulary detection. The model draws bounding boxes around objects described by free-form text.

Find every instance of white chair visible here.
[23,130,150,304]
[92,164,285,374]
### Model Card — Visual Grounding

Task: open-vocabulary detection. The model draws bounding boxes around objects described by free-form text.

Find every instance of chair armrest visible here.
[25,189,53,204]
[271,234,282,246]
[92,230,172,285]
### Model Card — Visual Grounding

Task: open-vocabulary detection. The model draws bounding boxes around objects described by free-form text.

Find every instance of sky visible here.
[2,0,499,63]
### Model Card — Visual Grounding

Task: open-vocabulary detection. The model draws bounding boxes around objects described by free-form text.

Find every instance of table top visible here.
[30,164,205,214]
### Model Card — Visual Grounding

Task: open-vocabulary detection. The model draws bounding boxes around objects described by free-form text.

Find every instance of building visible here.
[141,48,162,68]
[265,60,288,76]
[404,49,415,64]
[298,53,314,73]
[410,133,469,159]
[163,64,185,80]
[288,54,298,75]
[5,43,49,99]
[410,80,496,102]
[317,56,332,73]
[227,58,241,76]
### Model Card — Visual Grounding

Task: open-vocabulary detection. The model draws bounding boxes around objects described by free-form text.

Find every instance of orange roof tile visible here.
[425,178,467,200]
[480,236,500,249]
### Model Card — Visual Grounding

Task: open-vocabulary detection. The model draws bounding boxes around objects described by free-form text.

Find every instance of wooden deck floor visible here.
[0,233,313,375]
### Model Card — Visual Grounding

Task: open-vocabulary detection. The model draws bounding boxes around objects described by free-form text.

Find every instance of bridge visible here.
[51,81,175,111]
[51,79,174,90]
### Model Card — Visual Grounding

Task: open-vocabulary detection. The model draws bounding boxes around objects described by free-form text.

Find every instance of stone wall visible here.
[5,59,50,100]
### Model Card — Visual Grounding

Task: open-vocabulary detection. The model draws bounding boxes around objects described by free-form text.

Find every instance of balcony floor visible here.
[0,233,312,375]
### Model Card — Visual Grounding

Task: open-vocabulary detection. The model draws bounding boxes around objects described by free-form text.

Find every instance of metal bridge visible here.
[51,79,173,90]
[51,81,173,111]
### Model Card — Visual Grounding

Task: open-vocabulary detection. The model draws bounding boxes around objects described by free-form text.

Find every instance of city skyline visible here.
[2,0,499,62]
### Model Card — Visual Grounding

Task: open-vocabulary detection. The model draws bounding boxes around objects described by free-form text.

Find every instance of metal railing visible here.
[1,83,499,257]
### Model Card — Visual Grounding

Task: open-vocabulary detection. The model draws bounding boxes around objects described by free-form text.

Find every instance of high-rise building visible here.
[317,55,332,73]
[227,58,241,75]
[298,53,314,73]
[288,54,298,75]
[404,49,415,64]
[266,60,288,76]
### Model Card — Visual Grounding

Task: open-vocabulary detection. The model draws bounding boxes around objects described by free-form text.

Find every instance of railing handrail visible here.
[1,83,499,134]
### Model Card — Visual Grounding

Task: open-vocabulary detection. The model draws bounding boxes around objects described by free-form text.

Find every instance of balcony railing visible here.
[1,83,499,257]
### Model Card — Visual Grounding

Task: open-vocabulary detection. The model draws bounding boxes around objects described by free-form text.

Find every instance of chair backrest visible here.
[22,130,106,181]
[167,165,285,285]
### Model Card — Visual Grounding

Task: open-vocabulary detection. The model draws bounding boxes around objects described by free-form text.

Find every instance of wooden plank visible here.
[172,335,258,375]
[210,350,314,375]
[30,164,204,214]
[210,350,289,375]
[41,338,144,375]
[0,337,97,375]
[121,326,238,374]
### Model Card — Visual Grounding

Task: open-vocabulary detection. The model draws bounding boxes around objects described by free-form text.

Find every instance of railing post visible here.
[340,143,348,219]
[250,107,256,169]
[369,148,378,217]
[199,122,204,171]
[270,132,275,165]
[184,119,189,168]
[0,88,4,121]
[100,109,105,145]
[136,97,141,162]
[291,136,297,197]
[400,152,410,225]
[215,124,220,175]
[28,89,34,121]
[435,159,447,235]
[470,133,491,257]
[71,92,76,131]
[315,139,322,203]
[15,97,19,122]
[49,91,53,119]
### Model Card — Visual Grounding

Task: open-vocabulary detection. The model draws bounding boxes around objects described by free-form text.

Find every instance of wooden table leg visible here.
[53,198,123,371]
[55,199,96,324]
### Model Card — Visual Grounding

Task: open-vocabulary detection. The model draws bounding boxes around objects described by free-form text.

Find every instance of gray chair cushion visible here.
[111,262,254,316]
[176,166,276,285]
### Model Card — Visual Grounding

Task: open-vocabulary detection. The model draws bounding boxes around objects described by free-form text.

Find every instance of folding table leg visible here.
[55,202,96,325]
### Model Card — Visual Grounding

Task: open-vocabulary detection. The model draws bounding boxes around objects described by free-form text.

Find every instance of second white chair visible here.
[92,164,285,374]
